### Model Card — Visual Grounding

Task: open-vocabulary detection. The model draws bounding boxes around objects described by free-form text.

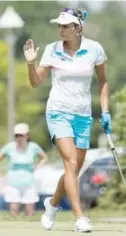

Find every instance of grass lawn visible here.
[0,219,126,236]
[0,209,126,221]
[0,211,126,236]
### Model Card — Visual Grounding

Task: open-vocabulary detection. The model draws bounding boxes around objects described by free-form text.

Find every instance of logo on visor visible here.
[60,13,66,19]
[61,13,65,16]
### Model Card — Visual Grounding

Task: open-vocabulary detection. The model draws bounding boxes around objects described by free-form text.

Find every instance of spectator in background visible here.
[0,123,48,216]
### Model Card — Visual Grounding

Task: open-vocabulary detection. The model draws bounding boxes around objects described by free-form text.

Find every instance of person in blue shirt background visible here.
[0,123,48,216]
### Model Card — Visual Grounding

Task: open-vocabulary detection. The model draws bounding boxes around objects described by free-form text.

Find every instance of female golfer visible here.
[23,8,111,232]
[0,123,48,216]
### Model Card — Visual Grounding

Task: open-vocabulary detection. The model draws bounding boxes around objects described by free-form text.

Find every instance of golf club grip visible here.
[106,133,115,150]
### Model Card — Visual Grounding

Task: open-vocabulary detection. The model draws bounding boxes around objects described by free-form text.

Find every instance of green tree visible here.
[112,87,126,146]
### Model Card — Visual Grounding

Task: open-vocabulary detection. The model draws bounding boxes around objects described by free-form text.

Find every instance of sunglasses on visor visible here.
[63,8,78,17]
[63,8,85,25]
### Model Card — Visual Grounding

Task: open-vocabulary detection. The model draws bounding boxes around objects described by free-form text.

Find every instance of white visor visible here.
[50,12,80,25]
[14,123,29,135]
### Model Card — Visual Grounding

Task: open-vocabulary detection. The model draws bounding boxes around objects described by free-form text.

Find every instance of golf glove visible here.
[100,112,112,134]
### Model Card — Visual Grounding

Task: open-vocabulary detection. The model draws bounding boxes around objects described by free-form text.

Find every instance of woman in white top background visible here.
[0,123,48,216]
[24,8,111,232]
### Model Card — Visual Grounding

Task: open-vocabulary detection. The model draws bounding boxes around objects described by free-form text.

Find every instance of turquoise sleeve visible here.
[33,143,43,156]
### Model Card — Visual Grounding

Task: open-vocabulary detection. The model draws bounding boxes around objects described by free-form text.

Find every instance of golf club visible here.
[106,133,126,185]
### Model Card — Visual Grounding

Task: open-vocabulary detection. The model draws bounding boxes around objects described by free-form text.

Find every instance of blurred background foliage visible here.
[0,1,126,151]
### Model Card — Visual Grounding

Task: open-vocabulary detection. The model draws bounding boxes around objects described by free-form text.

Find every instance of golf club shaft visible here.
[106,134,126,185]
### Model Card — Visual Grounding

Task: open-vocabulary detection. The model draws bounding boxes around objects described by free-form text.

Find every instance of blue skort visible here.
[46,111,93,149]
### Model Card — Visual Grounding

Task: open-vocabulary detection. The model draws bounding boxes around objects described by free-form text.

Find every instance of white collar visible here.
[55,36,88,54]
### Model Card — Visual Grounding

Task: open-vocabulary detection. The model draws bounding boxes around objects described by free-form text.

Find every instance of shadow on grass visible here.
[53,229,125,233]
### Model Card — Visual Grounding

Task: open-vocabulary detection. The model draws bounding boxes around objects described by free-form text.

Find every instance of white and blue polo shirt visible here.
[39,37,107,116]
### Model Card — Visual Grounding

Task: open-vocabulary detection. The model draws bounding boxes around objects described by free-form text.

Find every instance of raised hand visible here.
[23,39,40,63]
